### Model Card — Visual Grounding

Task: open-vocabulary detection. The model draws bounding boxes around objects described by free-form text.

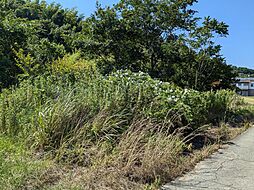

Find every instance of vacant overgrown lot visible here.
[0,56,253,189]
[0,0,252,189]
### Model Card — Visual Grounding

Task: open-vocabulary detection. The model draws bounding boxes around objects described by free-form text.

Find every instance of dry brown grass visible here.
[20,120,248,190]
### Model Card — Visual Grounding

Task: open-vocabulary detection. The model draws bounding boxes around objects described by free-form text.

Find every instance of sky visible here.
[45,0,254,69]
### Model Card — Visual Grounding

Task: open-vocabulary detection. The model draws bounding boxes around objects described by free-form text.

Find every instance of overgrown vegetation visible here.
[0,0,237,91]
[0,0,253,189]
[0,54,253,189]
[0,135,56,190]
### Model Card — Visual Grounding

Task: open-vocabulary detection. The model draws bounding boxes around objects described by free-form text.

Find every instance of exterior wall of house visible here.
[250,82,254,90]
[236,82,249,89]
[236,78,254,96]
[249,89,254,96]
[239,90,249,96]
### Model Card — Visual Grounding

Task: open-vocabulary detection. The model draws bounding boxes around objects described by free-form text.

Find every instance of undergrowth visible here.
[0,55,253,189]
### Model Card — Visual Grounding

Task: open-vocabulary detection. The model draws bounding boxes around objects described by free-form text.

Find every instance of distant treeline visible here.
[233,66,254,77]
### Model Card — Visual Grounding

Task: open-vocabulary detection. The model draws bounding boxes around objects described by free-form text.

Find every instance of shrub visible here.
[0,68,242,152]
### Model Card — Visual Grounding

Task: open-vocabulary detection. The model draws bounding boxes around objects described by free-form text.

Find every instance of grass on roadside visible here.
[0,121,250,190]
[0,136,56,190]
[243,96,254,105]
[0,55,253,189]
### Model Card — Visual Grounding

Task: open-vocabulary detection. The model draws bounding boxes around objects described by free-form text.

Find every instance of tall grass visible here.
[0,55,250,189]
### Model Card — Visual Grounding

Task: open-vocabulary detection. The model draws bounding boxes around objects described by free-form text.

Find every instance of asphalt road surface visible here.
[162,127,254,190]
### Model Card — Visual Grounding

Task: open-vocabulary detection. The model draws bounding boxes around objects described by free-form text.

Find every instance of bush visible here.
[0,67,242,149]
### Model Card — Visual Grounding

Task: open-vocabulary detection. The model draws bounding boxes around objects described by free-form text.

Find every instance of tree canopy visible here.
[89,0,236,90]
[0,0,88,88]
[0,0,237,91]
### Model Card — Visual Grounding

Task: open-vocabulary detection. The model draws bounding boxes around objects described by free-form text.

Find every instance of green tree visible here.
[89,0,236,90]
[0,0,89,89]
[0,0,34,88]
[90,0,198,73]
[171,16,236,91]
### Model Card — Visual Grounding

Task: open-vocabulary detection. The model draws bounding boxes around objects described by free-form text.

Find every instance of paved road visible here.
[162,127,254,190]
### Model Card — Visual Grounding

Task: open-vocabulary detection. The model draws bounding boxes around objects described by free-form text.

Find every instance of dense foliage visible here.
[0,0,88,88]
[0,55,242,148]
[0,0,237,91]
[89,0,236,91]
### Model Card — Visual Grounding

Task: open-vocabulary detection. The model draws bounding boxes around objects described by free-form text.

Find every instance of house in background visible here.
[236,78,254,96]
